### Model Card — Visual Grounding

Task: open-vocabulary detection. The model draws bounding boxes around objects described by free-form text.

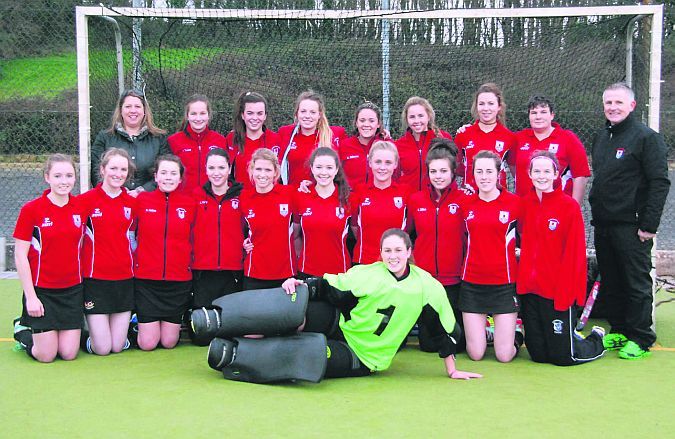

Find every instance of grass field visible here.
[1,279,673,438]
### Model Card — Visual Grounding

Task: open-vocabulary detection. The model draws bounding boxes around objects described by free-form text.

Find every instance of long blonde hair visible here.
[294,90,333,148]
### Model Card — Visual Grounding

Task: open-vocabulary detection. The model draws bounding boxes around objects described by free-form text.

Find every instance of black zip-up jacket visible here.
[589,113,670,233]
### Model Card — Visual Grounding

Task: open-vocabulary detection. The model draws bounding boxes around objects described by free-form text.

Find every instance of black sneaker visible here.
[207,338,236,371]
[13,317,32,350]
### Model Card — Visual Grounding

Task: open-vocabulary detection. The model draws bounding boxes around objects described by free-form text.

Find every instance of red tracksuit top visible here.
[351,182,411,264]
[192,182,245,271]
[395,129,454,191]
[339,134,387,187]
[134,189,196,281]
[13,190,84,289]
[224,129,282,190]
[79,185,136,280]
[511,123,590,197]
[408,183,467,286]
[461,190,521,285]
[454,121,516,191]
[168,126,229,193]
[277,124,346,187]
[240,185,296,280]
[293,188,351,276]
[517,187,587,311]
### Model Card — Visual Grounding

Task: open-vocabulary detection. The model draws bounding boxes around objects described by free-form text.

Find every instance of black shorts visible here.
[192,270,243,308]
[241,277,285,291]
[83,278,134,315]
[134,278,192,324]
[459,281,519,314]
[21,284,84,332]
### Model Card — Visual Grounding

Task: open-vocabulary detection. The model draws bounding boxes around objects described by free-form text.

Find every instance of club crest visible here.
[548,218,559,231]
[548,143,559,153]
[393,197,403,209]
[176,208,186,219]
[616,148,625,159]
[495,140,504,152]
[499,210,510,224]
[271,146,281,156]
[279,203,289,217]
[552,319,564,334]
[336,207,345,219]
[72,214,81,227]
[231,199,239,209]
[448,203,459,215]
[123,207,131,220]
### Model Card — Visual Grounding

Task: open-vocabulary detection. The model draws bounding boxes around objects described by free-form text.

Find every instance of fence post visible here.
[132,0,144,91]
[381,0,391,132]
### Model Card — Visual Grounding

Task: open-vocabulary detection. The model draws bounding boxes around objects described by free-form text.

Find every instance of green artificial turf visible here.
[1,279,673,438]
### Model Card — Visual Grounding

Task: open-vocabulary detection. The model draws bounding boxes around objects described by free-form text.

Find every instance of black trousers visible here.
[594,225,656,349]
[418,284,465,353]
[520,294,604,366]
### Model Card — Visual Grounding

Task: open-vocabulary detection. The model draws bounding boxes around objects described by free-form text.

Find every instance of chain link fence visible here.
[1,1,673,271]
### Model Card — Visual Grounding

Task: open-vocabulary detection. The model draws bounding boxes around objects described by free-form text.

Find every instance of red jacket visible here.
[224,129,281,190]
[339,134,389,187]
[168,126,228,193]
[408,184,467,285]
[395,129,454,191]
[192,182,245,271]
[517,187,587,311]
[134,189,196,281]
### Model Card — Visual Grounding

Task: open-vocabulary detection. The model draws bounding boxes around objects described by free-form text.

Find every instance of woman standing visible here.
[339,101,388,187]
[134,155,196,350]
[454,83,516,192]
[225,91,281,190]
[14,154,84,362]
[460,150,522,363]
[351,141,411,265]
[517,151,605,365]
[168,94,228,193]
[278,90,345,186]
[239,148,297,290]
[395,96,454,191]
[91,89,169,196]
[79,148,137,355]
[408,138,467,352]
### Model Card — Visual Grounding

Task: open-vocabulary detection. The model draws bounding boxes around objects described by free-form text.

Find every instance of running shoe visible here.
[13,317,32,350]
[603,332,628,351]
[618,340,651,360]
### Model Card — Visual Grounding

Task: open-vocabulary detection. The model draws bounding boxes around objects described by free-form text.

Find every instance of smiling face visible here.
[356,108,380,141]
[250,158,277,192]
[380,234,411,278]
[154,160,182,193]
[528,104,555,132]
[473,157,499,194]
[529,156,558,194]
[311,154,338,188]
[45,161,76,197]
[187,100,210,133]
[206,154,230,191]
[100,154,129,192]
[296,99,321,133]
[428,158,453,192]
[603,88,636,125]
[406,104,430,135]
[476,92,501,125]
[242,101,267,134]
[121,96,145,130]
[369,148,397,185]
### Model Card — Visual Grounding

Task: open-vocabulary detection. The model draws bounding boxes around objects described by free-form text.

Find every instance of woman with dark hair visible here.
[134,155,196,350]
[91,89,170,197]
[225,91,281,190]
[168,94,228,193]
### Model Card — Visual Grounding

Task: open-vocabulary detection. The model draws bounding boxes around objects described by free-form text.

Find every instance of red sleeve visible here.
[167,131,181,155]
[556,203,588,311]
[564,131,591,178]
[13,202,36,241]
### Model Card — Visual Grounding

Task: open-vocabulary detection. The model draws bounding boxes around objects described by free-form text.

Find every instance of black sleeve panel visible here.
[305,277,359,310]
[420,304,460,358]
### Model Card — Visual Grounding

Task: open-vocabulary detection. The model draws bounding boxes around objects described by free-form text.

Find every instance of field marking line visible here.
[1,338,14,342]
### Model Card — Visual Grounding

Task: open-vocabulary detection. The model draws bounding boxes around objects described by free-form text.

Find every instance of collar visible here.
[186,124,210,140]
[605,112,635,135]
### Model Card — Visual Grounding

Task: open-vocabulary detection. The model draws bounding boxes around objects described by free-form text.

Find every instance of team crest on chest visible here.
[448,203,459,215]
[231,199,239,209]
[271,146,281,156]
[123,207,131,220]
[393,197,403,209]
[279,204,289,217]
[336,207,345,219]
[548,218,559,231]
[176,208,186,219]
[499,210,510,224]
[495,141,504,153]
[548,143,559,154]
[616,148,625,159]
[72,214,81,227]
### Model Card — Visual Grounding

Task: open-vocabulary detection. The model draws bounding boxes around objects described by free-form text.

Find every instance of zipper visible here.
[217,201,223,268]
[162,192,169,279]
[435,206,440,276]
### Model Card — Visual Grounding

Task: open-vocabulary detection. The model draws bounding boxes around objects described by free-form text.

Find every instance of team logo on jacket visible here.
[41,217,53,227]
[84,301,94,310]
[394,197,403,209]
[552,319,564,334]
[548,218,559,231]
[92,208,103,218]
[271,146,281,156]
[466,210,475,221]
[231,199,239,209]
[279,204,289,217]
[495,141,504,153]
[336,207,345,219]
[246,209,255,219]
[616,148,625,159]
[303,208,313,216]
[72,214,81,227]
[449,203,459,215]
[176,208,186,219]
[362,197,371,206]
[124,207,131,220]
[346,155,360,160]
[520,143,530,151]
[549,144,559,154]
[466,141,474,149]
[417,207,427,213]
[499,211,510,224]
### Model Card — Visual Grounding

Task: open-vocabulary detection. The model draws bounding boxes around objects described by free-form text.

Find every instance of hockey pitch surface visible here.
[0,279,673,438]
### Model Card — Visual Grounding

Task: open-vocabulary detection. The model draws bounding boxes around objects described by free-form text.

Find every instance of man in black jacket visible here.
[589,82,670,359]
